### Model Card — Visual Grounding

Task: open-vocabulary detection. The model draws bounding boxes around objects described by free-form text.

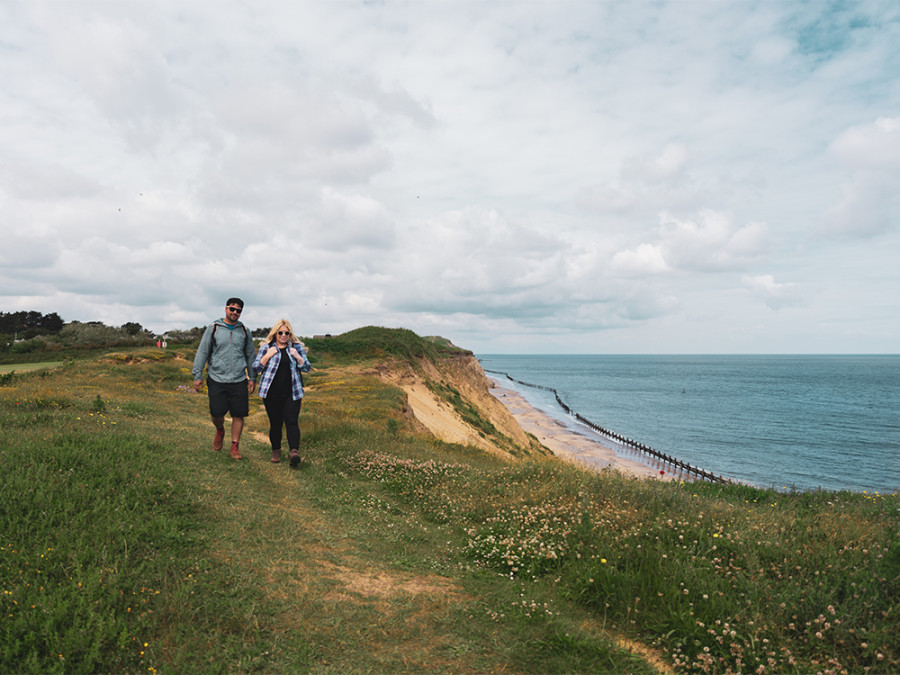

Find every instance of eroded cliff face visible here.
[368,352,546,459]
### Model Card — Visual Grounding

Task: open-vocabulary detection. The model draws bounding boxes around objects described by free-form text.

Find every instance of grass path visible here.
[167,368,662,673]
[0,360,63,373]
[188,393,660,672]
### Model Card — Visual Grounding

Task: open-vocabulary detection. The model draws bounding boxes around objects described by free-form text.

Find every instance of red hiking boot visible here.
[213,428,225,452]
[230,441,242,460]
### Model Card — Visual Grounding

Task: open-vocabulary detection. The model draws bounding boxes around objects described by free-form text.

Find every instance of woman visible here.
[252,319,312,466]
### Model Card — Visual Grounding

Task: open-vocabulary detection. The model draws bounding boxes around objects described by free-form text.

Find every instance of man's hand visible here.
[248,380,255,394]
[193,379,203,393]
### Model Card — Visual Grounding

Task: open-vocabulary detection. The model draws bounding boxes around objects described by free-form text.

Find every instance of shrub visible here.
[308,326,440,361]
[59,322,154,347]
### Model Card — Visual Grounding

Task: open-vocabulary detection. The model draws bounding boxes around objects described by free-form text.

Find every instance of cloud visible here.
[0,160,101,201]
[611,210,769,276]
[385,208,569,316]
[821,117,900,238]
[346,74,437,130]
[659,211,770,271]
[622,144,689,183]
[576,144,700,217]
[309,187,396,252]
[34,6,189,151]
[742,274,803,310]
[830,117,900,168]
[610,244,670,276]
[0,219,62,270]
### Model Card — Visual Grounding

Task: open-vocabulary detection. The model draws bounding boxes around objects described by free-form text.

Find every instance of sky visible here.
[1,1,899,354]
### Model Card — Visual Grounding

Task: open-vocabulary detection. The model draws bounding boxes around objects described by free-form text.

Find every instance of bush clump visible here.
[308,326,451,362]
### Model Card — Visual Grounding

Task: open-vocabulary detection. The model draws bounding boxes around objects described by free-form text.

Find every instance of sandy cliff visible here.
[367,352,545,459]
[366,351,673,480]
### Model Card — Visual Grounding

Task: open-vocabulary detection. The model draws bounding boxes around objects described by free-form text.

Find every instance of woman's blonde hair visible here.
[265,319,301,346]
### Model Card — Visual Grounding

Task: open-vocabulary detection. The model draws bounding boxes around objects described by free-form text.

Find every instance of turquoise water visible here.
[478,355,900,494]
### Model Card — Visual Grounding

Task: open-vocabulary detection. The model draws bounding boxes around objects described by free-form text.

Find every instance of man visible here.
[192,298,256,460]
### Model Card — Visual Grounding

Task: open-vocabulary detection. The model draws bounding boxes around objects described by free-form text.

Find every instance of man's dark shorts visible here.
[207,378,250,418]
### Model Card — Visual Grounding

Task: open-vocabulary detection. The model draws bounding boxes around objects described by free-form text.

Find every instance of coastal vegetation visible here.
[1,311,228,363]
[0,327,897,673]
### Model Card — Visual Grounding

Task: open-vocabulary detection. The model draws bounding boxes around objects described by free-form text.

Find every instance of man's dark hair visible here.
[226,297,244,308]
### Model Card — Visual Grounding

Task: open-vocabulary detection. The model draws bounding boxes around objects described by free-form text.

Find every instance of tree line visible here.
[1,310,275,354]
[0,311,64,336]
[2,310,175,354]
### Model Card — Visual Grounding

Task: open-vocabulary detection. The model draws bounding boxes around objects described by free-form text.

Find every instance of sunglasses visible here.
[226,306,242,313]
[277,330,291,336]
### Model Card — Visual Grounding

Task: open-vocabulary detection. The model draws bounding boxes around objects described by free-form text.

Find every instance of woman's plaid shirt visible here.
[252,342,311,400]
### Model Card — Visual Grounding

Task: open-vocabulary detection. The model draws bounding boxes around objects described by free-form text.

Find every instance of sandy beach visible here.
[489,381,676,481]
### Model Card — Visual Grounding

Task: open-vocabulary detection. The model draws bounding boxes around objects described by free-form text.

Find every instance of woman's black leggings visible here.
[263,394,302,450]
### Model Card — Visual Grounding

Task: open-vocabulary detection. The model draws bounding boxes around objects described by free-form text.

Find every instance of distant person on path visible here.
[192,298,256,460]
[252,319,311,467]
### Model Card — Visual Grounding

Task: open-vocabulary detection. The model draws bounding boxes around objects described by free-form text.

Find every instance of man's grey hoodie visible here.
[192,319,255,383]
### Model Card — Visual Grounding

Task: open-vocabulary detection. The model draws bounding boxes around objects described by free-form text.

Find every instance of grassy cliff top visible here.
[306,325,471,362]
[1,338,897,673]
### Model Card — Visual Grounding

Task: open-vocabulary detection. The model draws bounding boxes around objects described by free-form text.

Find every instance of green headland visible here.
[1,327,896,673]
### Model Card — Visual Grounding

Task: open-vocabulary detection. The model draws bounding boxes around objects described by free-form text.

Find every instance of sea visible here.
[477,354,900,494]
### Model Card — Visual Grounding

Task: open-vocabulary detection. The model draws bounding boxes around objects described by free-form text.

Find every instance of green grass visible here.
[0,342,897,674]
[0,344,133,366]
[305,325,468,364]
[0,361,64,377]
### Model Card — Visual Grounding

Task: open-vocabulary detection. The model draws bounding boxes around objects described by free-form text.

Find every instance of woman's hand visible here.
[288,347,301,362]
[261,345,278,365]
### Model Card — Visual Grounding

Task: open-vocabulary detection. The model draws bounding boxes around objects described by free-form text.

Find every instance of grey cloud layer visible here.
[1,0,898,352]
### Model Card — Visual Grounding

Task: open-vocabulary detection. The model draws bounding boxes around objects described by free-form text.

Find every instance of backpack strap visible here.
[209,323,249,365]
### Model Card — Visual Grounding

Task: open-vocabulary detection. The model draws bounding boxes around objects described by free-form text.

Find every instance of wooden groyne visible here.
[484,368,732,484]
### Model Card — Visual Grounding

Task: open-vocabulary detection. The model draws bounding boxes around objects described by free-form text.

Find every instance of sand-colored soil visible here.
[488,383,675,480]
[371,355,534,458]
